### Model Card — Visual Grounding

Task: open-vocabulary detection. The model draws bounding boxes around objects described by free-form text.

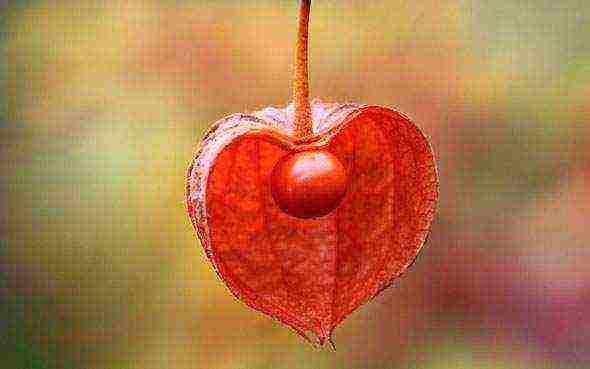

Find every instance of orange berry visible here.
[270,149,347,219]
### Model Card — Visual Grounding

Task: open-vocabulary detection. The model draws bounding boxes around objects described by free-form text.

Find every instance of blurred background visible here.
[1,0,589,368]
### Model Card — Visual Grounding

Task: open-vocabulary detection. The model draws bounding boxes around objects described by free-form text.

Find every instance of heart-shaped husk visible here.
[186,100,438,345]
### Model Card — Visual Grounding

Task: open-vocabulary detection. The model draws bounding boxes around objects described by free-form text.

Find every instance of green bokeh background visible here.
[1,1,589,368]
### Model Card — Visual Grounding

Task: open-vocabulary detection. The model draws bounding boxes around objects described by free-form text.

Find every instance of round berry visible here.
[270,149,348,219]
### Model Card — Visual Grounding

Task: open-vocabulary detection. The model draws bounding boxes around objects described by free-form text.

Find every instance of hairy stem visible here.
[293,0,312,138]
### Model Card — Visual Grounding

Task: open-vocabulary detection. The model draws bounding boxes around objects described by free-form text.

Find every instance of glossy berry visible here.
[270,149,348,219]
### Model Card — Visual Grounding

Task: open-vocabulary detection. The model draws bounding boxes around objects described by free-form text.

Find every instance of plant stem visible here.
[293,0,312,138]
